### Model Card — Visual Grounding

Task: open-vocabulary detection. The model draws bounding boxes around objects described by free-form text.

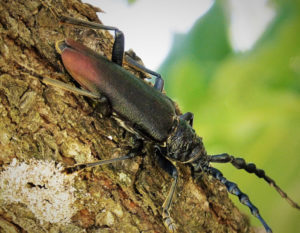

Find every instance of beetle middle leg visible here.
[155,147,178,232]
[64,141,142,174]
[125,53,164,92]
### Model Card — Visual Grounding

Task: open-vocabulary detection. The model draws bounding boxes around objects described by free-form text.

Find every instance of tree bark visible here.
[0,1,255,232]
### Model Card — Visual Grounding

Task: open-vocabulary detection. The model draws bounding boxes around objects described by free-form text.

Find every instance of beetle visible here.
[42,16,299,233]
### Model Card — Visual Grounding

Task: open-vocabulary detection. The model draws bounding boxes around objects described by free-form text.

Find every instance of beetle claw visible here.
[163,210,177,233]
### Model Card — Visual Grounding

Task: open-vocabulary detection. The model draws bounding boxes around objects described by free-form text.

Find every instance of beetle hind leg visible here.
[59,16,165,91]
[42,76,101,99]
[20,65,102,100]
[209,153,300,209]
[59,16,125,66]
[206,166,272,233]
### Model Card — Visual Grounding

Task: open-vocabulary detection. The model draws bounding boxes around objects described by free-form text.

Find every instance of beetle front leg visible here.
[180,112,194,126]
[155,148,178,232]
[162,171,178,233]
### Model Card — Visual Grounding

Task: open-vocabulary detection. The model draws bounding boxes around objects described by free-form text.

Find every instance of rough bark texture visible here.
[0,1,257,233]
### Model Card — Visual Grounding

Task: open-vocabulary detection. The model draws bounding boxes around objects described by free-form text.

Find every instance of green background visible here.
[159,0,300,232]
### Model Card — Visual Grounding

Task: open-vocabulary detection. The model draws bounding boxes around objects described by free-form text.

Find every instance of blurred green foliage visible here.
[159,0,300,232]
[126,0,137,5]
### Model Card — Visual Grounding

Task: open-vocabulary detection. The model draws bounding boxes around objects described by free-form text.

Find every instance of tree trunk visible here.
[0,1,255,232]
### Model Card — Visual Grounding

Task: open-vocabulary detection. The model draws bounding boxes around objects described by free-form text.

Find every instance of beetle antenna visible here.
[209,153,300,209]
[206,166,273,233]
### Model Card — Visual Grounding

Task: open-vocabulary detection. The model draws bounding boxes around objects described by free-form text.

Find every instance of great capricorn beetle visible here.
[41,16,299,232]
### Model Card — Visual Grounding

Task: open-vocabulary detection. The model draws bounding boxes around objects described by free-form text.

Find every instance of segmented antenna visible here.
[209,153,300,209]
[206,166,272,233]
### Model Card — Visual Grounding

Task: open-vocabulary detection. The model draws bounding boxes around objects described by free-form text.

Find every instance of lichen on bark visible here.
[0,0,256,232]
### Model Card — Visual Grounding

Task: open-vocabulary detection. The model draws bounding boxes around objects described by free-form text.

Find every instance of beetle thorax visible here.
[166,118,207,163]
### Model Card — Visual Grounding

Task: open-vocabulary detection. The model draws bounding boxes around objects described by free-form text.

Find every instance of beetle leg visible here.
[209,153,300,209]
[155,148,178,232]
[42,76,101,99]
[63,145,141,174]
[28,74,111,116]
[111,29,125,66]
[59,16,124,66]
[21,67,101,99]
[153,75,164,92]
[179,112,194,126]
[59,16,165,90]
[206,166,272,233]
[125,53,164,92]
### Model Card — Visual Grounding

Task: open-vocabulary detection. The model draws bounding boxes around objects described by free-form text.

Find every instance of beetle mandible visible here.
[42,16,299,233]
